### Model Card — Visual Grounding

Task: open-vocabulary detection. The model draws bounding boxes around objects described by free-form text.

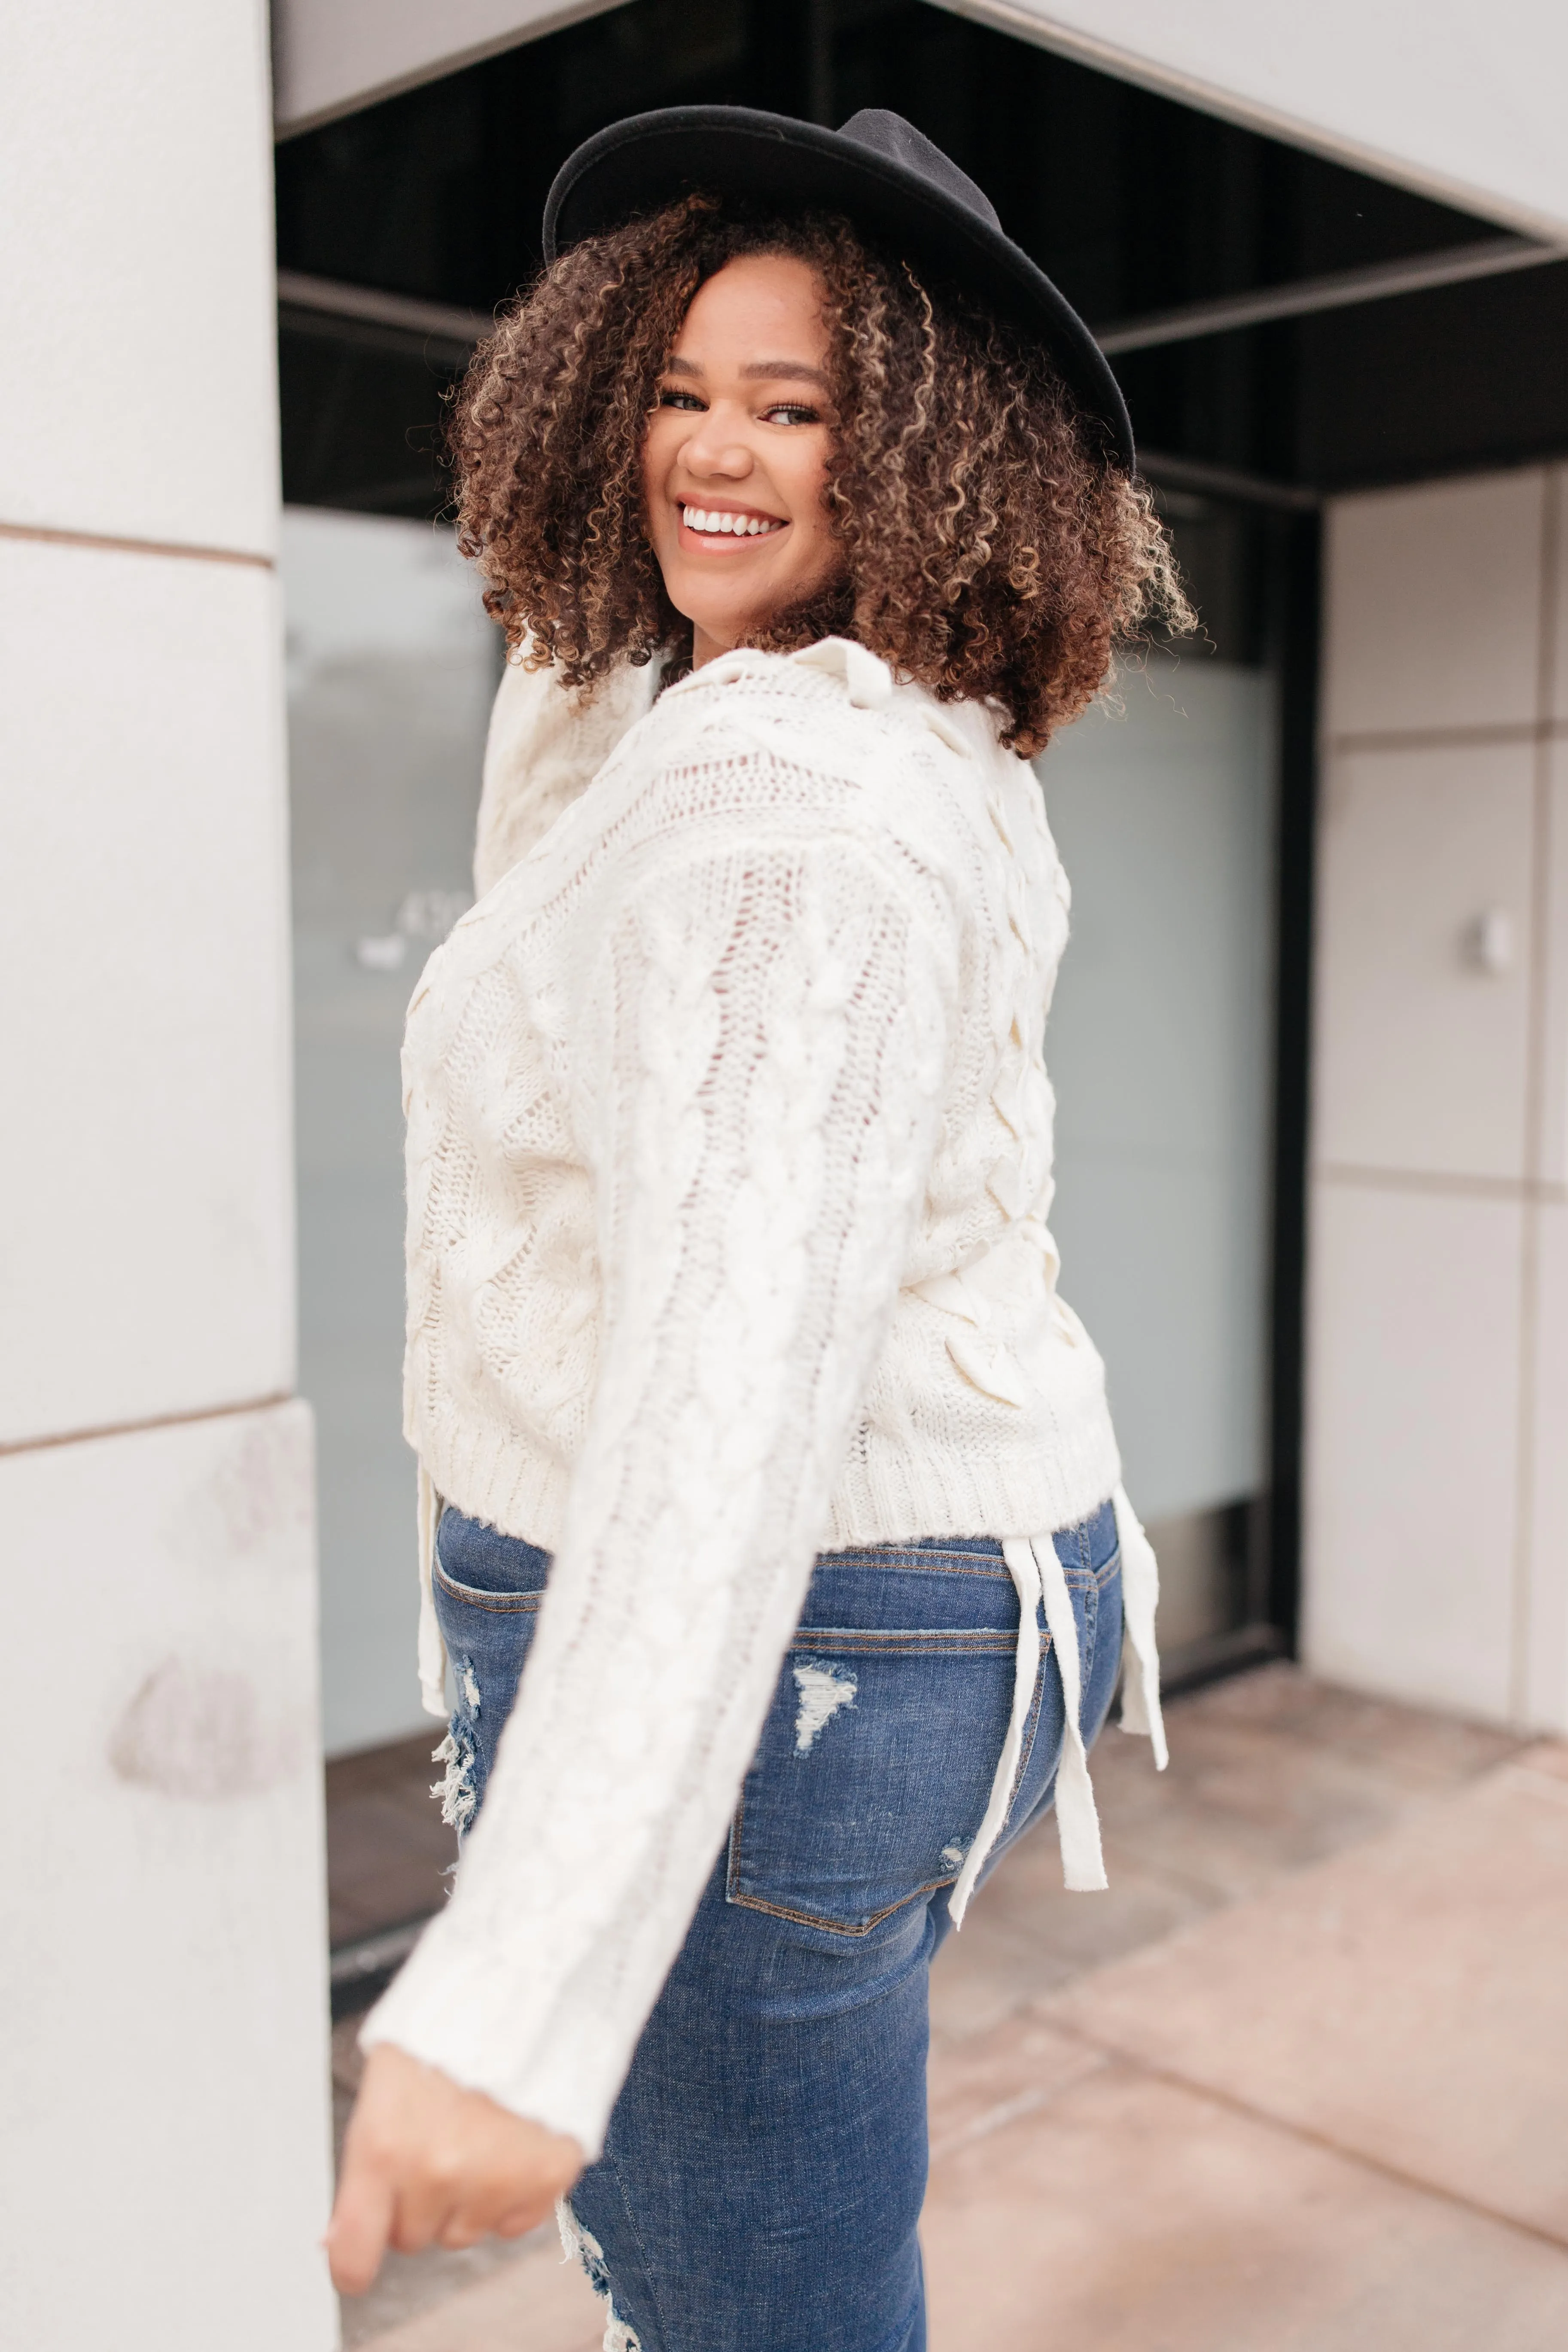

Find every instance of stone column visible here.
[0,4,337,2342]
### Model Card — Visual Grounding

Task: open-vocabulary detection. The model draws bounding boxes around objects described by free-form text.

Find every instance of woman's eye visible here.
[763,403,820,427]
[657,388,705,411]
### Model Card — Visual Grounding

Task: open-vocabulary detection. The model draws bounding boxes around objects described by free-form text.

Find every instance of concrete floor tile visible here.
[922,2063,1568,2351]
[927,1671,1513,2047]
[1190,1662,1525,1787]
[927,2015,1105,2158]
[1096,1711,1446,1898]
[350,2230,604,2352]
[930,1845,1212,2042]
[1519,1738,1568,1784]
[1045,1760,1568,2240]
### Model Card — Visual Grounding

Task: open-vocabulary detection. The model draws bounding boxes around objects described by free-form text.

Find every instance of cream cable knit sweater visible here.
[364,638,1163,2154]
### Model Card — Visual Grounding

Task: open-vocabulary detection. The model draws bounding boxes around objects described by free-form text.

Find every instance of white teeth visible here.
[683,507,780,536]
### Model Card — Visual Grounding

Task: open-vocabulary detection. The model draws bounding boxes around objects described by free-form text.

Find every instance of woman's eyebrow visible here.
[741,359,828,385]
[660,355,828,387]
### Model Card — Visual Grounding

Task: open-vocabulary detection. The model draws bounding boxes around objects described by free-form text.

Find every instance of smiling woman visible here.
[331,106,1190,2352]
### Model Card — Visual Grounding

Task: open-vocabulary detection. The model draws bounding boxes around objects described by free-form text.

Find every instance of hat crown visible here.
[837,109,1001,234]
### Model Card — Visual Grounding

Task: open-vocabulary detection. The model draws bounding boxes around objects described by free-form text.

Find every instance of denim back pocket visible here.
[726,1545,1059,1937]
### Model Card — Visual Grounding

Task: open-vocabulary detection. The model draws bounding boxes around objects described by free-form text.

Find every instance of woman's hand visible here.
[326,2043,585,2294]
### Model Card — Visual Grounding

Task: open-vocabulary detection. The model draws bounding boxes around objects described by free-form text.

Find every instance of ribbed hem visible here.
[823,1419,1122,1549]
[412,1417,574,1551]
[411,1405,1122,1556]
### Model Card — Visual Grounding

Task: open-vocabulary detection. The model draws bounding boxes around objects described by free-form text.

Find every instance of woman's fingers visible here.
[328,2043,585,2295]
[324,2160,398,2296]
[494,2198,546,2240]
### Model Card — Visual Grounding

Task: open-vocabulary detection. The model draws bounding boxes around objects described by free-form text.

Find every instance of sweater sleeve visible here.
[362,798,959,2155]
[472,652,661,898]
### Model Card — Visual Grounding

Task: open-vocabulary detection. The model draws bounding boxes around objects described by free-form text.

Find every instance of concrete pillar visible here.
[1305,464,1568,1733]
[0,5,336,2343]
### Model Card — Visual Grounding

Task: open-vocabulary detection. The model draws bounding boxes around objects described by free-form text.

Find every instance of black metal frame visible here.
[1263,509,1323,1654]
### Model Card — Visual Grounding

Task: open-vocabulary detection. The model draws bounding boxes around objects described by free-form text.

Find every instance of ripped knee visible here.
[557,2199,642,2352]
[430,1719,477,1837]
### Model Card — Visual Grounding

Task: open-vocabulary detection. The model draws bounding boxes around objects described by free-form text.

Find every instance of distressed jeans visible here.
[433,1501,1124,2352]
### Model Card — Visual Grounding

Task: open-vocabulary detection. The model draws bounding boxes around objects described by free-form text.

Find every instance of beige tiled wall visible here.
[1305,464,1568,1731]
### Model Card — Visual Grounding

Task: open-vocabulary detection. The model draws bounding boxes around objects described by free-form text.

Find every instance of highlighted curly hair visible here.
[451,195,1190,755]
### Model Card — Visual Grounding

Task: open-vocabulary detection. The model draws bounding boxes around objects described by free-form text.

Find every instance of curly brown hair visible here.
[451,196,1190,755]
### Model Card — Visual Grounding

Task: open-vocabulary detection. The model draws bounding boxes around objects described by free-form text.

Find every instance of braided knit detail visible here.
[365,643,1130,2151]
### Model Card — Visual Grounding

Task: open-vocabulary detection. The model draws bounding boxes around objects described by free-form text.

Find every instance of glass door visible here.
[283,509,499,1756]
[1039,496,1291,1673]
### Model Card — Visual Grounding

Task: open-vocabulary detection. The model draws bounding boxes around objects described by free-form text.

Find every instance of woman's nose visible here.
[681,413,752,479]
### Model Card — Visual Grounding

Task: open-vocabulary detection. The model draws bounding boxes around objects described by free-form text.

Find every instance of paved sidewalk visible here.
[341,1667,1568,2349]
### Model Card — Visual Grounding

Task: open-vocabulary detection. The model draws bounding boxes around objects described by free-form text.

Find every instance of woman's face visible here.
[642,253,844,667]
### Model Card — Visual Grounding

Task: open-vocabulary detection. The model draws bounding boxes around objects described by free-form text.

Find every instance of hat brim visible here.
[543,106,1134,474]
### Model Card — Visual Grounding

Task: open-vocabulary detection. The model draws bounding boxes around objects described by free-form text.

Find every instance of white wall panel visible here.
[0,1404,335,2350]
[0,536,295,1442]
[1524,1203,1568,1732]
[273,0,618,134]
[1540,743,1568,1190]
[1312,742,1535,1182]
[0,0,278,552]
[1323,473,1546,740]
[941,0,1568,240]
[1303,1184,1522,1721]
[1310,463,1566,1729]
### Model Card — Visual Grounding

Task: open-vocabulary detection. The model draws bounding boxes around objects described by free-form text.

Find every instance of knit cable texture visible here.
[364,640,1143,2153]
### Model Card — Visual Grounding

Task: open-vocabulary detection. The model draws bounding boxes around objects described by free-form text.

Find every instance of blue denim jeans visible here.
[434,1502,1124,2352]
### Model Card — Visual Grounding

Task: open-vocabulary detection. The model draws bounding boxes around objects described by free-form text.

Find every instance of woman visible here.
[329,106,1187,2350]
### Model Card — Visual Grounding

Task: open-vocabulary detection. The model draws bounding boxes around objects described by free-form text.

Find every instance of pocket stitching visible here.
[725,1782,959,1938]
[787,1629,1020,1654]
[432,1563,546,1614]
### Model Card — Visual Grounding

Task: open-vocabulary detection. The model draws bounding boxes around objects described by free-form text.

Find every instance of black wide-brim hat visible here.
[543,105,1134,474]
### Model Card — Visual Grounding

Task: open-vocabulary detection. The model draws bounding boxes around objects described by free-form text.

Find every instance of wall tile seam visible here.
[0,1391,295,1461]
[1324,720,1568,755]
[0,519,274,571]
[1313,1164,1568,1204]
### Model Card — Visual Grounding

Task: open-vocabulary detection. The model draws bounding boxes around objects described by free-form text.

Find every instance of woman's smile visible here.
[676,501,788,544]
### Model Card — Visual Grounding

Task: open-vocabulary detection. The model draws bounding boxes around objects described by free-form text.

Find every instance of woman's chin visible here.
[682,600,770,657]
[681,584,836,656]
